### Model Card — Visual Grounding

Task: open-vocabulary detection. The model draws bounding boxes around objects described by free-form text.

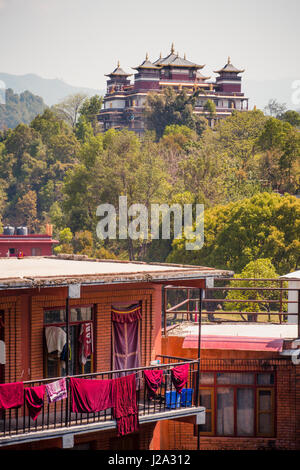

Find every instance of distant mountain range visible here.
[0,73,105,106]
[0,72,299,113]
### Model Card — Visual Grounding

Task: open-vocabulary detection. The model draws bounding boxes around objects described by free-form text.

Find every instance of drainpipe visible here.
[196,287,202,451]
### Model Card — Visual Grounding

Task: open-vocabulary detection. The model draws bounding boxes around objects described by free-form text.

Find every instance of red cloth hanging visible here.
[111,305,142,324]
[0,382,24,410]
[112,373,139,436]
[171,364,189,393]
[143,369,163,399]
[69,377,113,413]
[25,385,46,420]
[78,322,93,365]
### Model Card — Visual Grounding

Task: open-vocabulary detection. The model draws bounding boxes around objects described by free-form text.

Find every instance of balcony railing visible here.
[0,358,202,446]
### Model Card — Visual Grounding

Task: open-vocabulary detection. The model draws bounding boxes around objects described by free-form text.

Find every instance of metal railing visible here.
[162,278,300,336]
[0,359,199,442]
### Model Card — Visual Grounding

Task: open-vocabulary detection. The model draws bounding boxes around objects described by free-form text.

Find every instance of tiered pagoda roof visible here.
[132,53,161,70]
[214,57,245,74]
[105,61,132,77]
[153,43,204,69]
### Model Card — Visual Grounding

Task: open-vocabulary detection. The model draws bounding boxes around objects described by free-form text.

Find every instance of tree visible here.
[54,227,74,254]
[264,99,287,118]
[0,88,46,130]
[73,230,94,257]
[279,110,300,128]
[144,87,207,139]
[79,95,103,133]
[224,259,282,321]
[257,117,300,192]
[15,190,38,230]
[167,192,300,275]
[52,93,87,128]
[203,99,216,116]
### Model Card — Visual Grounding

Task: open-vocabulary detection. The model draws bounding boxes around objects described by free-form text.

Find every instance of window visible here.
[31,247,42,256]
[198,371,275,437]
[44,306,94,378]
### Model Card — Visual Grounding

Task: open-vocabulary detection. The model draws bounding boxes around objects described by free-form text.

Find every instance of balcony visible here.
[0,357,204,448]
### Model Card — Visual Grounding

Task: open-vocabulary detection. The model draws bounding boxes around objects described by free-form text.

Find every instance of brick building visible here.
[0,255,230,450]
[160,321,300,450]
[0,224,58,258]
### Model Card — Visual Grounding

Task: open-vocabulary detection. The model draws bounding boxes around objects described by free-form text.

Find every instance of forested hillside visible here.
[0,88,46,129]
[0,90,299,275]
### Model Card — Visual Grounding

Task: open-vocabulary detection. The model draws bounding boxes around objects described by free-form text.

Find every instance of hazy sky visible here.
[0,0,299,89]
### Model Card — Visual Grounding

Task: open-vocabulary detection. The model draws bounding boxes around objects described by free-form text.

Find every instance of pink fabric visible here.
[79,322,93,365]
[69,377,113,413]
[25,385,46,420]
[112,374,139,436]
[143,369,163,399]
[0,382,24,410]
[171,364,189,393]
[46,378,67,403]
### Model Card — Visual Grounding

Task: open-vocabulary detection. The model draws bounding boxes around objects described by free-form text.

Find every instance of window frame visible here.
[43,304,95,378]
[198,370,276,438]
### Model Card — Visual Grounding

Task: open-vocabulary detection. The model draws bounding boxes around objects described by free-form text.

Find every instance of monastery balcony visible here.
[0,357,204,448]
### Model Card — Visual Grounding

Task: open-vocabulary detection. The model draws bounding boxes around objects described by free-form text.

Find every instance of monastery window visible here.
[198,371,275,437]
[43,305,94,379]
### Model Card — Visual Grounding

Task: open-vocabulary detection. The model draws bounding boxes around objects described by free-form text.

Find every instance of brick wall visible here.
[161,336,300,450]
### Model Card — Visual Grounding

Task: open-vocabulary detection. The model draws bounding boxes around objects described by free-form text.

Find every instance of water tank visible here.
[16,226,28,236]
[3,226,15,236]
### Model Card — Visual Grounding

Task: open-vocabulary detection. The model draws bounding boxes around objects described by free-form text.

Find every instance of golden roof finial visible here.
[171,42,175,54]
[117,60,120,67]
[184,53,186,60]
[159,52,162,59]
[228,56,231,64]
[145,52,149,60]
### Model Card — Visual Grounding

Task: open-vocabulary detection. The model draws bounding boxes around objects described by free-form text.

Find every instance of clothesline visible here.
[0,364,189,436]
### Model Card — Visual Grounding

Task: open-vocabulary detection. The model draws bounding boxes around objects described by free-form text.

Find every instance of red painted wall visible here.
[0,235,58,257]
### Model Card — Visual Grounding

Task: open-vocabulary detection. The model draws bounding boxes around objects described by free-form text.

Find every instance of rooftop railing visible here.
[162,278,300,336]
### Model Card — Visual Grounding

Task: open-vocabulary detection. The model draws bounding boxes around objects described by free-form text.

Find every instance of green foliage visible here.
[0,88,46,130]
[0,94,299,270]
[167,192,300,275]
[224,259,282,315]
[144,88,208,139]
[203,99,216,115]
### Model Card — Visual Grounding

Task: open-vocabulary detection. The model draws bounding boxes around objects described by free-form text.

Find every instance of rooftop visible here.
[169,321,298,339]
[0,255,232,289]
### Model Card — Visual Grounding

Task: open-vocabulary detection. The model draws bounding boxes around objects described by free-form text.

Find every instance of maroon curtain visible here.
[112,304,141,373]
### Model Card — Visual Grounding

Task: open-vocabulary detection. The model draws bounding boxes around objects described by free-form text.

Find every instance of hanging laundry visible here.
[111,305,141,372]
[45,326,66,354]
[78,322,93,365]
[143,369,163,400]
[25,385,46,421]
[112,373,139,436]
[69,377,113,413]
[171,364,189,394]
[46,378,67,403]
[0,382,24,410]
